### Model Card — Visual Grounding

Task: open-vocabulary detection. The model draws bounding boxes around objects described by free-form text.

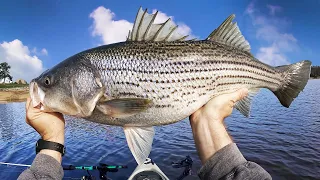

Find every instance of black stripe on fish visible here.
[114,81,140,87]
[103,63,279,81]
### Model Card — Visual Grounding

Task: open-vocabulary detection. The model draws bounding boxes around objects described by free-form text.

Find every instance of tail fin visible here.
[274,60,311,107]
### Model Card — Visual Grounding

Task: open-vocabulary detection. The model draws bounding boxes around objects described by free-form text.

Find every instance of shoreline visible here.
[0,87,29,104]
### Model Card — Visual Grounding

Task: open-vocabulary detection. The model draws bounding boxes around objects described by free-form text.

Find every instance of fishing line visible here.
[0,162,31,167]
[0,170,27,173]
[0,163,87,180]
[0,162,30,175]
[60,177,81,180]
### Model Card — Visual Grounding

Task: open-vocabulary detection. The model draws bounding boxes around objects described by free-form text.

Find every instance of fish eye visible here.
[44,76,51,86]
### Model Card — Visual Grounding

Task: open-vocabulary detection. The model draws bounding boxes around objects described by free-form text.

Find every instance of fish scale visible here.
[80,40,283,126]
[29,8,311,165]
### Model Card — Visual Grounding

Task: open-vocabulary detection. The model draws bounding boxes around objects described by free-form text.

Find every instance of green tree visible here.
[0,62,13,83]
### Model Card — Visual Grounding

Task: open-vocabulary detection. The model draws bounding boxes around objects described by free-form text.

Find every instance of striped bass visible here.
[29,7,311,164]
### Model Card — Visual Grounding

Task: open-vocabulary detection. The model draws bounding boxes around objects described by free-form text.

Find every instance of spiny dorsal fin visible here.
[127,7,190,42]
[206,14,251,53]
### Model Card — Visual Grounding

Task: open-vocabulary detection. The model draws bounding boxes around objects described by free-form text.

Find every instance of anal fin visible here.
[124,127,155,165]
[234,88,259,117]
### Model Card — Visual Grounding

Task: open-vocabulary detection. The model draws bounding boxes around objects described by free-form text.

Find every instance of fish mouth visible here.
[29,81,45,110]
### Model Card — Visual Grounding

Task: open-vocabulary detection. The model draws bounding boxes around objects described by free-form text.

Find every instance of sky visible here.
[0,0,319,82]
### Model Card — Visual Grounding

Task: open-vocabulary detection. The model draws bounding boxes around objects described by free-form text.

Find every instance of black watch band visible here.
[36,139,65,156]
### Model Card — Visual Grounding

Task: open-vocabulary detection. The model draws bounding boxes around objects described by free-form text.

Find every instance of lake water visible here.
[0,80,319,180]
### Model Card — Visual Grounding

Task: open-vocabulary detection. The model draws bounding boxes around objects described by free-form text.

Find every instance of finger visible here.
[231,88,248,103]
[25,97,31,124]
[25,97,31,110]
[26,97,39,112]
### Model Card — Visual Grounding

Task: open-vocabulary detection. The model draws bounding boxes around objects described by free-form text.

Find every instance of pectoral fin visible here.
[97,98,152,118]
[124,126,155,165]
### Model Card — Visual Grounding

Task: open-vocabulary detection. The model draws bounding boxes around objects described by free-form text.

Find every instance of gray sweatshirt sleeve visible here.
[198,143,272,180]
[18,154,64,180]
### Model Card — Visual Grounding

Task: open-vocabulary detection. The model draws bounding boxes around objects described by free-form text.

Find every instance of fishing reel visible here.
[171,156,193,180]
[63,163,128,180]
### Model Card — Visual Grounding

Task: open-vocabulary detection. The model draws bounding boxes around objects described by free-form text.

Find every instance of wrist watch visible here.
[36,139,65,156]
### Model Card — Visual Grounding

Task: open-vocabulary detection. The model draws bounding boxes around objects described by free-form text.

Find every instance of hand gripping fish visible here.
[29,7,311,165]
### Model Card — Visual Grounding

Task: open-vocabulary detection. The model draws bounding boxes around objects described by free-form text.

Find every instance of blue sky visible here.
[0,0,319,81]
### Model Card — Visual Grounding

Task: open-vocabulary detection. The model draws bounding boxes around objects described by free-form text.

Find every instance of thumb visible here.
[25,97,31,110]
[231,88,249,103]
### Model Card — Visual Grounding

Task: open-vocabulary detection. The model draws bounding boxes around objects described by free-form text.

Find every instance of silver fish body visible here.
[82,40,283,126]
[29,8,311,165]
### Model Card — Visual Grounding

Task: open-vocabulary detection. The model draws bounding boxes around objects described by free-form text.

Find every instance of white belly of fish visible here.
[86,91,212,126]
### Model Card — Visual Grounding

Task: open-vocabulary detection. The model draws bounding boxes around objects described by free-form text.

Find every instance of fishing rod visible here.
[0,156,193,180]
[63,163,128,180]
[0,161,127,180]
[64,156,194,180]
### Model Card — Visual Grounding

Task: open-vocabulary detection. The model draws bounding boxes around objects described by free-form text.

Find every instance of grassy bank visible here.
[0,83,29,88]
[0,91,29,103]
[0,84,29,103]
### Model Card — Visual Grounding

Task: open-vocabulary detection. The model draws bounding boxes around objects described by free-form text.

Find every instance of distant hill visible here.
[311,66,320,79]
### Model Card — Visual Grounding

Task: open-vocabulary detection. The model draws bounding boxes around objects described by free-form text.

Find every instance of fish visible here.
[29,7,311,165]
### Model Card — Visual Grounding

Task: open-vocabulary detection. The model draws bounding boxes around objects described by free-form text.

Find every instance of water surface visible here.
[0,80,319,179]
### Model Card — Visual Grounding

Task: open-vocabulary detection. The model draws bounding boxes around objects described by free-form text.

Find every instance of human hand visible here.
[189,88,248,164]
[190,88,248,125]
[26,97,65,162]
[26,97,65,145]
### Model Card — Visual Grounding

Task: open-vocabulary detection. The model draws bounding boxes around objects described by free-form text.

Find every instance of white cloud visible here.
[41,48,48,56]
[256,45,289,66]
[89,6,133,45]
[152,10,172,24]
[246,2,297,66]
[89,6,194,45]
[31,47,37,54]
[0,39,44,82]
[32,47,48,56]
[267,5,282,15]
[245,2,255,14]
[151,9,195,39]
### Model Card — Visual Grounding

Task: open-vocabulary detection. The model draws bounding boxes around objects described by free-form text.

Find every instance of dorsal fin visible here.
[127,7,189,42]
[206,14,251,53]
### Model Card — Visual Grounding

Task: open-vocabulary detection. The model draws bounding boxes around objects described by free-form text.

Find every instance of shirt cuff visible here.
[29,153,64,179]
[198,143,246,179]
